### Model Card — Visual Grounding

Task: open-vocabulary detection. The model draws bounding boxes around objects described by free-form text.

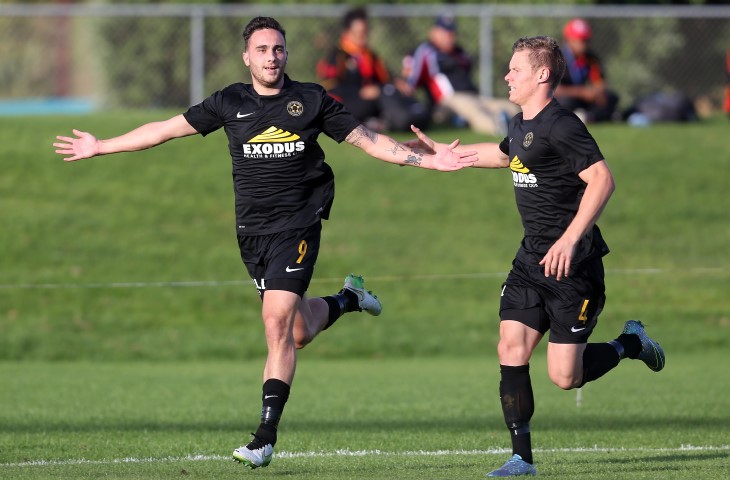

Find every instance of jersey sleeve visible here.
[182,90,225,137]
[550,113,604,174]
[319,88,362,143]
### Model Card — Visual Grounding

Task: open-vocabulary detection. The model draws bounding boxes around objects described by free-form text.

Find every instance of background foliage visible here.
[2,1,729,113]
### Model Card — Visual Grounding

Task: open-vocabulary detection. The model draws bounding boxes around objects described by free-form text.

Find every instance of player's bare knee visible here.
[293,331,313,349]
[263,319,293,348]
[549,372,581,390]
[292,320,320,349]
[498,339,531,365]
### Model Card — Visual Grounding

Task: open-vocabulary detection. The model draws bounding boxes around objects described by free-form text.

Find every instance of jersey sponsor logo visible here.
[249,126,300,143]
[237,111,255,118]
[242,126,306,158]
[509,156,538,188]
[287,101,304,116]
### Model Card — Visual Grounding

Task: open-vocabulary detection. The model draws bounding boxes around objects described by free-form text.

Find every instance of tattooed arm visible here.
[344,124,477,171]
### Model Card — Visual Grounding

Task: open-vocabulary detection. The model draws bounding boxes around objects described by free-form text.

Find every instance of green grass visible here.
[0,113,729,477]
[1,113,728,360]
[0,354,728,479]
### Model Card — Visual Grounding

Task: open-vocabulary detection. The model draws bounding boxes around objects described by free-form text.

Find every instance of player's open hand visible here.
[53,129,100,162]
[431,139,478,171]
[405,125,438,154]
[409,125,477,171]
[539,237,577,281]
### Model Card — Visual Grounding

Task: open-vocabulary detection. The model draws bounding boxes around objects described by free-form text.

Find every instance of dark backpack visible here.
[628,91,697,122]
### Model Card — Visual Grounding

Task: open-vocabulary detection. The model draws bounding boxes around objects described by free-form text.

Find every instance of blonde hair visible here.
[512,36,566,91]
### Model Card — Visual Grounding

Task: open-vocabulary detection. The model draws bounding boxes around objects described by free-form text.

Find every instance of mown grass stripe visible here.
[4,445,728,468]
[0,267,724,290]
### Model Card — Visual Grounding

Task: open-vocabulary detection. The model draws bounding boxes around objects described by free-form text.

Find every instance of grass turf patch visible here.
[0,353,728,479]
[1,115,728,360]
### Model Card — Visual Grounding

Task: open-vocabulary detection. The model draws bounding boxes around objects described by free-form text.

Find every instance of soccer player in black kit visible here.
[410,36,665,476]
[54,16,477,470]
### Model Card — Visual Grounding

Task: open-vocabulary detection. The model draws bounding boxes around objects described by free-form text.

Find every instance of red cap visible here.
[563,18,592,41]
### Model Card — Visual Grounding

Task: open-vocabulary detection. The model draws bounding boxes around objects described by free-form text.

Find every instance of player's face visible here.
[505,50,542,106]
[243,28,288,93]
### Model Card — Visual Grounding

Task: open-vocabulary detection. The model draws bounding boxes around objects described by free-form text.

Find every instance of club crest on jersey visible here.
[242,126,306,158]
[509,156,538,188]
[522,132,534,148]
[287,101,304,117]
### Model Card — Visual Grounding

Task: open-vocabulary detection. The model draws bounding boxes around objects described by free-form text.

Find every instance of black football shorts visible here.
[499,257,606,344]
[237,222,322,298]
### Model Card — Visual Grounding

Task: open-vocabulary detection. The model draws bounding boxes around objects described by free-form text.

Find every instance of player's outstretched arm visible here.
[407,125,510,169]
[53,114,197,162]
[344,124,477,172]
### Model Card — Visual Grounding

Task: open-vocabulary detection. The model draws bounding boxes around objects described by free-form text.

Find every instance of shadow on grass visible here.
[529,451,729,478]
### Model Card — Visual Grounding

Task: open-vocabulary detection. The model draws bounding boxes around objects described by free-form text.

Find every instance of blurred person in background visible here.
[316,6,429,132]
[402,14,519,136]
[54,16,476,471]
[725,48,730,117]
[555,18,619,123]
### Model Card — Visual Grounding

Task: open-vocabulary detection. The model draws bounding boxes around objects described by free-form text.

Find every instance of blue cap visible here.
[434,14,456,32]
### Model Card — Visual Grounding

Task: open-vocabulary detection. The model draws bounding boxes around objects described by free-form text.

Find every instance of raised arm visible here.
[408,125,509,169]
[53,114,198,162]
[344,124,477,171]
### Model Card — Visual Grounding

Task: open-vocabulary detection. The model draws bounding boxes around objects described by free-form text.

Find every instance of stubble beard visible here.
[252,64,285,90]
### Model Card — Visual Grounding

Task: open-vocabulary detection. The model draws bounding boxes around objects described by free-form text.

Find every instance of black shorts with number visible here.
[499,257,606,344]
[237,222,322,298]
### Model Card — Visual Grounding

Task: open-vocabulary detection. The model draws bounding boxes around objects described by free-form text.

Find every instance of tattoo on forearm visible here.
[386,138,407,156]
[404,151,423,166]
[346,125,378,147]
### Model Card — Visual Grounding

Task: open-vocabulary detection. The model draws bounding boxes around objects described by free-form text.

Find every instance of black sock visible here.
[499,364,534,465]
[251,378,290,446]
[321,295,344,330]
[615,333,642,359]
[580,343,621,386]
[321,290,359,330]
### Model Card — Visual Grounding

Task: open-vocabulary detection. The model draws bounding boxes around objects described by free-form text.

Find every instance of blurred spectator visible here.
[555,18,619,123]
[316,7,429,132]
[402,14,518,136]
[725,48,730,117]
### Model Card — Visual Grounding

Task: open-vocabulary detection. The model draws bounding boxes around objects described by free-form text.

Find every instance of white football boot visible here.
[342,273,382,316]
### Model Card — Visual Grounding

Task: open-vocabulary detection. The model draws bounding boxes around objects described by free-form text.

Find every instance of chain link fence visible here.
[2,4,729,117]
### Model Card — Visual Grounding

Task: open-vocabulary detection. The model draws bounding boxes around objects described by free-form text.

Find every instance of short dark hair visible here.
[242,17,286,50]
[512,36,566,91]
[342,7,367,31]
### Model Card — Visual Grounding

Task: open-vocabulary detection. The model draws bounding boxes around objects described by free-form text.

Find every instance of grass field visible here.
[1,353,728,479]
[1,113,728,478]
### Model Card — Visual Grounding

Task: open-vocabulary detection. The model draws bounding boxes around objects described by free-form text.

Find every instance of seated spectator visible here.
[402,14,518,136]
[725,48,730,117]
[316,7,429,132]
[555,18,619,123]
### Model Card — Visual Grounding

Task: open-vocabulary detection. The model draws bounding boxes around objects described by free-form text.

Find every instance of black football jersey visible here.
[498,99,609,264]
[183,75,360,235]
